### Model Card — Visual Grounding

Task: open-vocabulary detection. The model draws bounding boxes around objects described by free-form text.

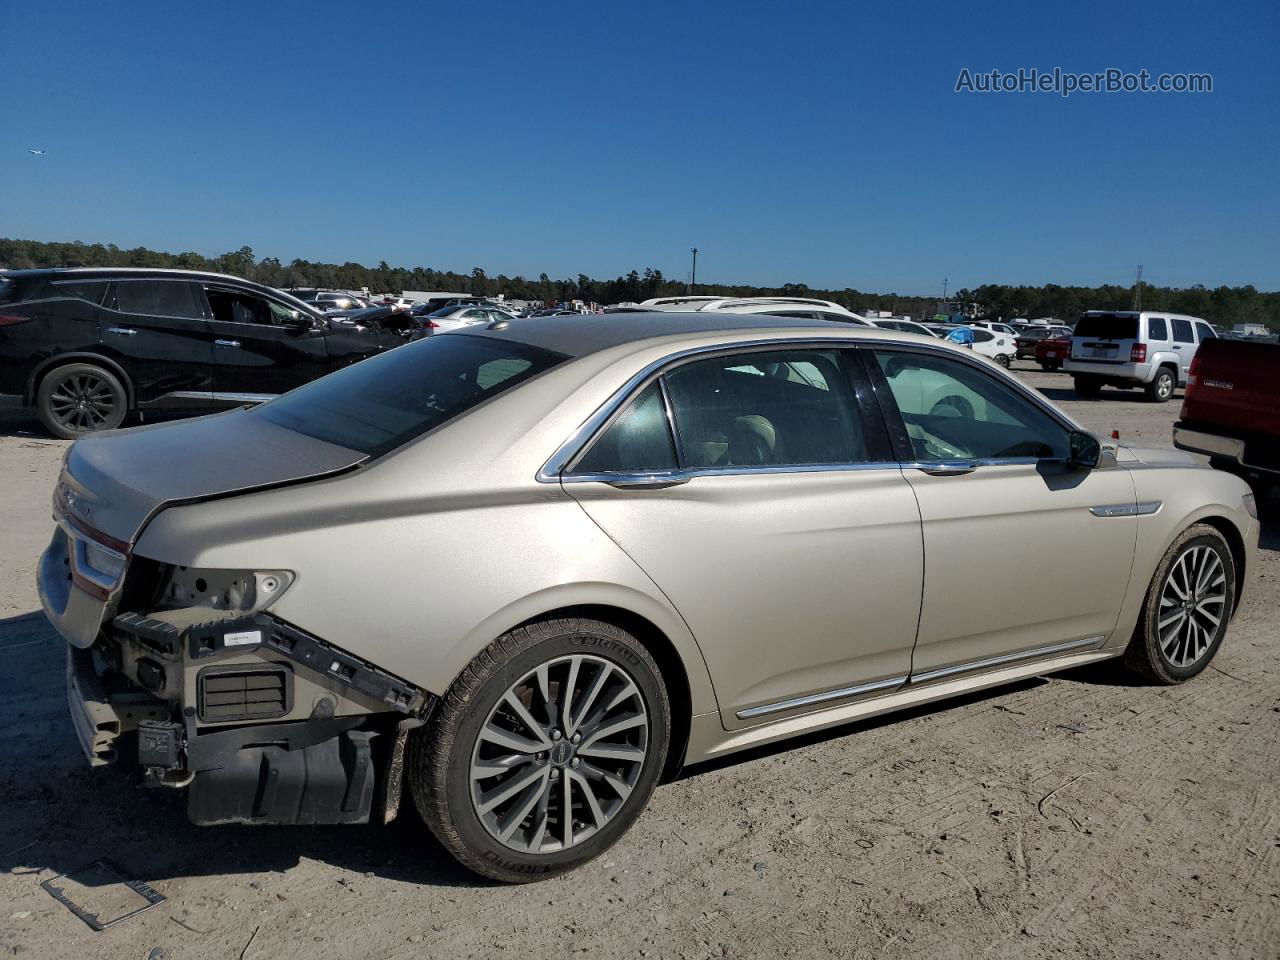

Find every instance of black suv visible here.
[0,268,414,438]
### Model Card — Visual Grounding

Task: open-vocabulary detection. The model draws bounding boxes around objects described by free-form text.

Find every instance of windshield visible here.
[1075,313,1139,339]
[253,334,567,457]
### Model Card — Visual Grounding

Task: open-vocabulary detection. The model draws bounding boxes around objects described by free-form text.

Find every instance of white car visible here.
[970,327,1016,367]
[970,321,1018,337]
[868,318,938,337]
[424,305,515,334]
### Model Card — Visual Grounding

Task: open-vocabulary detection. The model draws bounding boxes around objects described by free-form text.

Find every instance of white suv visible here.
[1065,310,1216,403]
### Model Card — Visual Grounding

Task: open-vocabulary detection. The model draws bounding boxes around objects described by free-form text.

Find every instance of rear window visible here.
[1075,314,1138,339]
[253,334,567,457]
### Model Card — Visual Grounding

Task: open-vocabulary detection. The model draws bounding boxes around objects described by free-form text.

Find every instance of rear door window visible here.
[112,280,206,319]
[1194,322,1215,342]
[1146,317,1168,341]
[1171,318,1194,344]
[664,348,868,468]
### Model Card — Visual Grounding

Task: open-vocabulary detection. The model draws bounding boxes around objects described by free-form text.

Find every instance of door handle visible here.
[1172,345,1182,350]
[214,339,241,348]
[604,474,690,490]
[106,326,137,336]
[914,460,979,476]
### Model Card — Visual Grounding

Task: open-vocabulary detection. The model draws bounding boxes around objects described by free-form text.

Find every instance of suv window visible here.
[971,329,994,342]
[872,350,1069,462]
[50,280,109,305]
[1171,318,1194,344]
[254,335,566,457]
[206,288,291,326]
[663,349,867,468]
[1146,317,1168,341]
[1194,321,1215,342]
[573,382,678,474]
[113,280,205,319]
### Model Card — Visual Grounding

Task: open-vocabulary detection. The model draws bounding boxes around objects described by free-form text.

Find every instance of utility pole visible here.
[1131,264,1143,311]
[688,248,698,295]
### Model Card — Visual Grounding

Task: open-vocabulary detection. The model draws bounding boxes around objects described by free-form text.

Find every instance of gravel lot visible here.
[1,364,1277,960]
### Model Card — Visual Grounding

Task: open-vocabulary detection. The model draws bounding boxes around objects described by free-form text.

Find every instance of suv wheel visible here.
[409,617,671,882]
[1145,367,1176,403]
[36,363,128,439]
[994,353,1011,368]
[1124,524,1235,684]
[1072,375,1102,398]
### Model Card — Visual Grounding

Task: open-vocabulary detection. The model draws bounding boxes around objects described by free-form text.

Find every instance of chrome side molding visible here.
[736,674,907,720]
[909,635,1106,686]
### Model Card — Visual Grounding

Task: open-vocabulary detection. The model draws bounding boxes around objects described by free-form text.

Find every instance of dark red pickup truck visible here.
[1173,337,1280,493]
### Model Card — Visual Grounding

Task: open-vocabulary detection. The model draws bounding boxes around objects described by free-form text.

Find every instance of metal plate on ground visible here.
[41,860,165,930]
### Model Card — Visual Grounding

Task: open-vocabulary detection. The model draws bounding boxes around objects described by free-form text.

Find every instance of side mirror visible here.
[1068,430,1101,469]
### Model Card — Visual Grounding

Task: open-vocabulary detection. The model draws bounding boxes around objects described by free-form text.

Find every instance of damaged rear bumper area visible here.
[63,607,434,827]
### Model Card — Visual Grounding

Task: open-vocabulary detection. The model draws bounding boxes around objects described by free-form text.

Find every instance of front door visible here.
[201,285,331,401]
[865,347,1138,678]
[561,346,925,729]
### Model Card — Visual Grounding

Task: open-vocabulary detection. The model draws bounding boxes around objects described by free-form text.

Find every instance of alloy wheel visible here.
[47,372,117,432]
[1157,544,1228,667]
[468,654,649,854]
[1156,374,1174,400]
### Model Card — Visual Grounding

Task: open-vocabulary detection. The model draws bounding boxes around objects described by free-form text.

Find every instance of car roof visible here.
[475,309,939,359]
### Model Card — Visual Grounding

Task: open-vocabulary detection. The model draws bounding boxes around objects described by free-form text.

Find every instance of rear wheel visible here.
[994,353,1011,368]
[1144,367,1176,403]
[1123,524,1235,684]
[1039,360,1061,372]
[36,363,128,439]
[1073,375,1102,398]
[409,618,671,882]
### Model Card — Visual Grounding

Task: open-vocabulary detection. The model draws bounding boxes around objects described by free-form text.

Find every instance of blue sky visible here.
[4,0,1277,293]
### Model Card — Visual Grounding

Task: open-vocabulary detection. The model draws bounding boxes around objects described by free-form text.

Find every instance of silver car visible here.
[39,313,1258,882]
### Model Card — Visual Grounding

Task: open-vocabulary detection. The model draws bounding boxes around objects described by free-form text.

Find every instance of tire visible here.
[1041,361,1061,372]
[1144,367,1176,403]
[1123,524,1236,684]
[408,617,671,883]
[995,353,1011,368]
[1073,375,1102,398]
[36,363,128,439]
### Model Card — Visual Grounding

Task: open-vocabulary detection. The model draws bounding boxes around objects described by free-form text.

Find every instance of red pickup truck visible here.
[1173,337,1280,494]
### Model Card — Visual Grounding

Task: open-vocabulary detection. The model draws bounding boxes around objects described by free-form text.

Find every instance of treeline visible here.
[2,237,1276,330]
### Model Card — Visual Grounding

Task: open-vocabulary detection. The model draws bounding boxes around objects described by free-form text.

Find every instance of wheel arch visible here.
[511,603,698,780]
[1195,514,1248,616]
[26,352,136,408]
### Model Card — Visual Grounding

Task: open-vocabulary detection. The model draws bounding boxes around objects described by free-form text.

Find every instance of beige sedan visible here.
[40,313,1257,882]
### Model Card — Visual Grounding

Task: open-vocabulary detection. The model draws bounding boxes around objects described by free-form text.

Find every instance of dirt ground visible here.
[1,365,1277,960]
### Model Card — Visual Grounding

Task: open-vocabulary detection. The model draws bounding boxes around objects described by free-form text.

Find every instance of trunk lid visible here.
[60,408,368,546]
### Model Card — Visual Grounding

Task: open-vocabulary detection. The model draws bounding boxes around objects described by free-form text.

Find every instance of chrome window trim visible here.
[562,460,906,486]
[737,674,908,720]
[538,336,1087,485]
[909,635,1105,685]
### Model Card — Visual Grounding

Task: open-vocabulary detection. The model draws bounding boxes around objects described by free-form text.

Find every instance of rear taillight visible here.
[0,313,31,327]
[1180,354,1201,417]
[1130,343,1147,362]
[425,320,440,328]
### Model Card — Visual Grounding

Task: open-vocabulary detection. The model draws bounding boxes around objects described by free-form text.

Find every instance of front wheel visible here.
[409,618,671,882]
[1123,524,1236,684]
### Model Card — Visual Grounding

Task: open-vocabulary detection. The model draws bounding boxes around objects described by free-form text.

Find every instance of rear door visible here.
[103,279,216,408]
[562,345,925,729]
[1170,317,1196,380]
[202,285,331,401]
